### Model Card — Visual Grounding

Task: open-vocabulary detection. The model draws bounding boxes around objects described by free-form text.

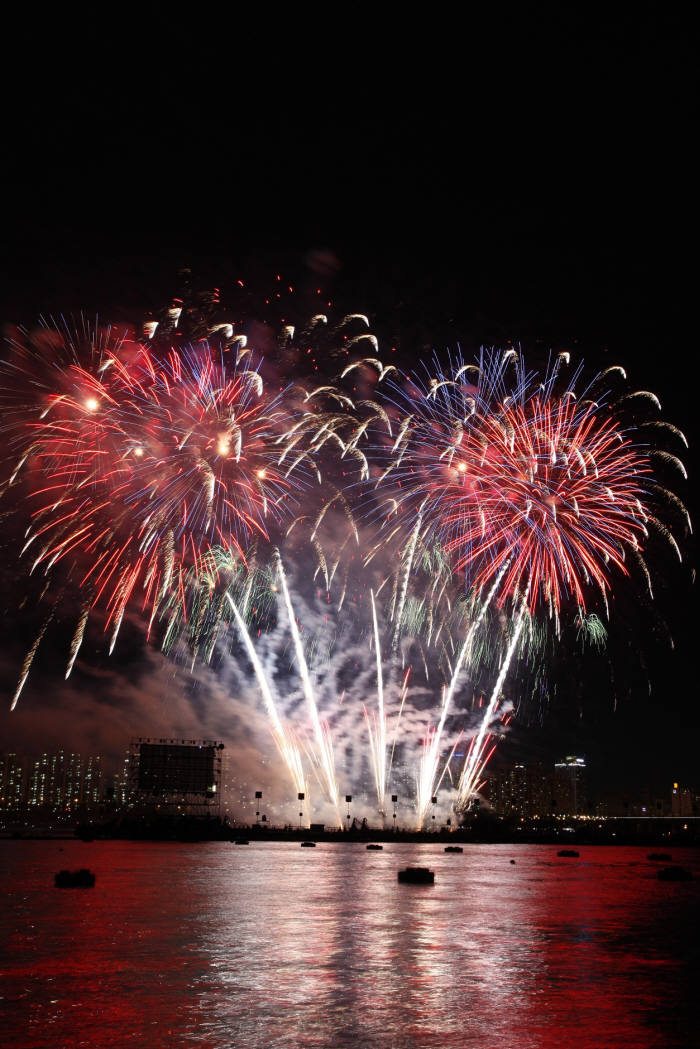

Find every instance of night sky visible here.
[0,9,695,802]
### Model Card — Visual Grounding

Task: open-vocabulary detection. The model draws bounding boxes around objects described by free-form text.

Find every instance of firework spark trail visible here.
[297,731,339,814]
[457,589,531,808]
[416,685,451,829]
[460,712,511,800]
[435,731,464,794]
[226,592,307,804]
[365,589,387,810]
[388,667,410,783]
[456,723,504,806]
[411,560,512,823]
[275,551,341,823]
[391,501,426,648]
[65,602,90,679]
[10,609,54,710]
[442,559,511,720]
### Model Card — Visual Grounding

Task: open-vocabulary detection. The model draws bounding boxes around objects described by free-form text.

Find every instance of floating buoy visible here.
[398,866,434,885]
[54,869,95,888]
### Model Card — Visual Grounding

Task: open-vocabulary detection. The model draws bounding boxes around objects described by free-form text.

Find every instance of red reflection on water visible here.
[502,850,693,1049]
[0,842,697,1049]
[2,841,218,1048]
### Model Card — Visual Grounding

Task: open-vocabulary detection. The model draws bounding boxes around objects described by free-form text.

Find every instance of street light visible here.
[345,794,352,829]
[255,790,262,826]
[391,794,398,832]
[298,792,305,829]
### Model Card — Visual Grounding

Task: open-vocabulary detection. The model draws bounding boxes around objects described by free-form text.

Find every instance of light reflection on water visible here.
[1,841,697,1048]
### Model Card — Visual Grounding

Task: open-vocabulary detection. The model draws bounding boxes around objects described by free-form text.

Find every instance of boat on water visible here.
[301,841,317,848]
[445,845,463,853]
[557,849,579,858]
[366,844,383,851]
[55,869,95,888]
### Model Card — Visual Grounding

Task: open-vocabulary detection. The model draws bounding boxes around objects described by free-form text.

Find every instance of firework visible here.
[456,590,530,807]
[371,348,689,806]
[275,552,341,823]
[226,591,308,808]
[373,350,678,619]
[415,686,449,829]
[1,320,312,701]
[2,304,689,828]
[364,590,387,811]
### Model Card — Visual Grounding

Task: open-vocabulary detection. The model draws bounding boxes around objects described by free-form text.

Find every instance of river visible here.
[1,840,697,1048]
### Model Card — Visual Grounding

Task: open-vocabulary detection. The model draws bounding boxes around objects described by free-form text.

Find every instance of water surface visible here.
[1,841,697,1048]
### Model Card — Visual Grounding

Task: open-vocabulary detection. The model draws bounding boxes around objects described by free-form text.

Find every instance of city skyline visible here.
[3,739,696,828]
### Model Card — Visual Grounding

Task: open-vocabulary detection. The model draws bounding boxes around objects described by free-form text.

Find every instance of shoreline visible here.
[2,815,699,847]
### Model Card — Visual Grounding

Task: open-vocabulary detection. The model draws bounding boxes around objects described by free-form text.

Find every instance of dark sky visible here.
[0,8,695,799]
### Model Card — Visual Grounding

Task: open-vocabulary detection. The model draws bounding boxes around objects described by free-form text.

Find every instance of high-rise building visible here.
[49,750,68,808]
[529,764,554,817]
[83,755,103,807]
[487,762,556,818]
[553,756,586,815]
[490,764,530,816]
[1,753,29,810]
[12,749,107,812]
[29,753,51,807]
[64,752,83,809]
[488,758,588,819]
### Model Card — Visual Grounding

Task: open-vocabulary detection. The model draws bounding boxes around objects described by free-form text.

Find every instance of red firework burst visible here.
[373,350,663,617]
[441,396,649,611]
[1,323,307,666]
